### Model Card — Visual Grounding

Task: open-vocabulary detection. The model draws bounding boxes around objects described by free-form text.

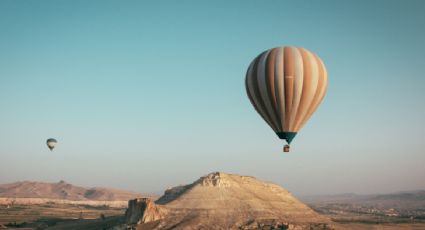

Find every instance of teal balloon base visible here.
[276,132,297,144]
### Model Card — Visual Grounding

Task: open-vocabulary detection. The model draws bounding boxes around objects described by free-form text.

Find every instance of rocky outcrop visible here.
[125,198,167,225]
[126,172,335,230]
[198,172,232,187]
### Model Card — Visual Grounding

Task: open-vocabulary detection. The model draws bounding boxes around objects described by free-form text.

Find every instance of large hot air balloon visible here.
[46,138,57,151]
[245,46,328,152]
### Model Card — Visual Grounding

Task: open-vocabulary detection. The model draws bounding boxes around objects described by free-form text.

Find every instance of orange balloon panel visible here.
[245,47,328,144]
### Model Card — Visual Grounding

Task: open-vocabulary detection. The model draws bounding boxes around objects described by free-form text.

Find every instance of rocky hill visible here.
[126,172,334,230]
[0,180,147,206]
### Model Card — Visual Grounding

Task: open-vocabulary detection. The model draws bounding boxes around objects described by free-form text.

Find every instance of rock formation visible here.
[126,198,167,225]
[126,172,334,230]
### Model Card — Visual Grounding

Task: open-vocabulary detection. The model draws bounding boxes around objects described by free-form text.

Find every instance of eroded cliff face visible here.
[125,172,334,230]
[125,198,166,225]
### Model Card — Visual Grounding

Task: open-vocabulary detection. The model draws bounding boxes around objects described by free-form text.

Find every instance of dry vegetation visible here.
[0,203,125,229]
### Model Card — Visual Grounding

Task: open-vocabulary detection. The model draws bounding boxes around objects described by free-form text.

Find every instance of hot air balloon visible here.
[245,46,328,152]
[46,138,57,151]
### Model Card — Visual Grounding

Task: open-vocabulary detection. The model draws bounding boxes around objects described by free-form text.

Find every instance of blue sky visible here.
[1,0,424,195]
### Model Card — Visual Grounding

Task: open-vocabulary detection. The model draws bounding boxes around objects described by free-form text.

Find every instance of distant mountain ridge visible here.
[300,190,425,210]
[0,180,146,201]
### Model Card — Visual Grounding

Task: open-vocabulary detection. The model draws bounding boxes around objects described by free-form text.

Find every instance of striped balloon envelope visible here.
[245,46,328,152]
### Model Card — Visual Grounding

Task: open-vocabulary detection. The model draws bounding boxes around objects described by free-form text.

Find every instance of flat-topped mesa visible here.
[196,172,287,194]
[156,172,239,204]
[196,172,262,188]
[129,172,334,229]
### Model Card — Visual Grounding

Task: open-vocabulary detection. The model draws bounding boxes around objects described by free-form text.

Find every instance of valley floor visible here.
[1,203,425,229]
[0,203,124,229]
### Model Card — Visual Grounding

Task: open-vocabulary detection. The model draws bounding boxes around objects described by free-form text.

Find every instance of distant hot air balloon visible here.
[46,138,57,151]
[245,46,328,152]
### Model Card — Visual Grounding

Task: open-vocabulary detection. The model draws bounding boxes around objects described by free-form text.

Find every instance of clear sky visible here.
[1,0,424,196]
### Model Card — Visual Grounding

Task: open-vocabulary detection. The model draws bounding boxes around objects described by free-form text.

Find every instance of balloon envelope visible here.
[46,138,57,151]
[245,46,328,144]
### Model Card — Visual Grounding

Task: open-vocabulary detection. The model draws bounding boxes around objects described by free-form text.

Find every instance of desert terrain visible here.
[0,174,424,229]
[0,180,151,229]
